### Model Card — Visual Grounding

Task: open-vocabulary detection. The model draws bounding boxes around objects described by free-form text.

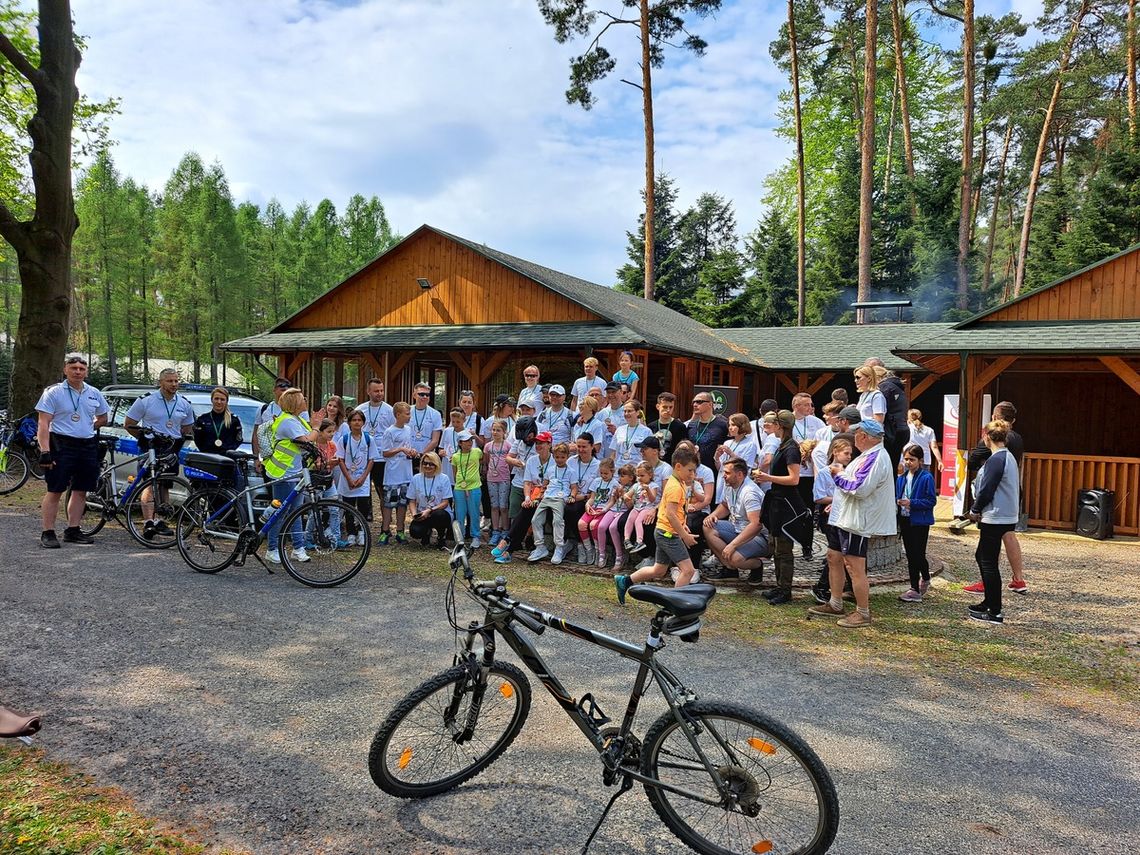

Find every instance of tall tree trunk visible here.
[1129,0,1137,133]
[982,122,1013,295]
[856,0,877,324]
[99,203,117,383]
[956,0,975,311]
[891,0,916,181]
[640,0,656,302]
[0,1,82,415]
[788,0,807,326]
[141,280,150,381]
[883,71,898,195]
[1014,0,1090,296]
[124,274,134,377]
[1,256,13,356]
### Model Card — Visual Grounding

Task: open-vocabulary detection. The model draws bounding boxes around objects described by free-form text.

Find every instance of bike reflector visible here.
[398,747,412,770]
[499,683,514,699]
[748,737,777,755]
[751,842,774,854]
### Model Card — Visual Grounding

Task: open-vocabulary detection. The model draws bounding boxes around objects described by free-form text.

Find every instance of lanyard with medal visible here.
[162,394,179,430]
[413,406,429,441]
[66,384,84,423]
[348,434,366,473]
[210,414,226,447]
[367,404,382,435]
[422,474,437,508]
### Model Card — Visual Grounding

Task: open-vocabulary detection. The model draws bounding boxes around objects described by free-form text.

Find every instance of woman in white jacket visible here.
[811,419,897,628]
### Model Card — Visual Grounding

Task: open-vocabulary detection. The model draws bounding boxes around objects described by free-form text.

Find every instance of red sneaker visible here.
[962,581,985,593]
[1009,579,1028,594]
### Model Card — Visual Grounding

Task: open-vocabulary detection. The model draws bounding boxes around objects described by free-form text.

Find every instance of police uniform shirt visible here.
[35,381,109,440]
[407,405,443,454]
[355,401,395,444]
[126,391,195,439]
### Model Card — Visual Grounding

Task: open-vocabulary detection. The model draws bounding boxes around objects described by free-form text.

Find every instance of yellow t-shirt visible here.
[656,476,687,537]
[452,448,483,491]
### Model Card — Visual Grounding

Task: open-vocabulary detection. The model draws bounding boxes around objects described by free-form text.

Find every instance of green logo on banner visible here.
[710,390,727,414]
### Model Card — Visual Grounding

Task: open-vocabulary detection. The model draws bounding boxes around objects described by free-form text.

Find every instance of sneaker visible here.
[1009,579,1028,595]
[613,552,626,570]
[291,548,311,563]
[899,589,923,603]
[470,538,482,550]
[265,549,281,564]
[596,552,608,569]
[635,557,653,571]
[357,532,367,547]
[969,610,1004,624]
[578,543,594,565]
[336,538,354,549]
[762,588,782,600]
[630,541,647,555]
[491,543,507,558]
[395,531,407,544]
[614,574,631,605]
[669,566,702,584]
[527,546,551,563]
[702,565,733,580]
[918,577,930,595]
[963,581,985,593]
[623,539,636,552]
[967,601,990,615]
[701,554,722,570]
[551,544,568,565]
[837,611,871,628]
[810,584,830,604]
[377,532,390,546]
[40,530,61,549]
[494,552,512,564]
[746,567,764,587]
[808,603,846,617]
[142,520,156,541]
[767,591,792,606]
[62,527,95,545]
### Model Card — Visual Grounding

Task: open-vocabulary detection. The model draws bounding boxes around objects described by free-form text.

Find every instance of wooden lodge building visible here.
[224,226,1140,536]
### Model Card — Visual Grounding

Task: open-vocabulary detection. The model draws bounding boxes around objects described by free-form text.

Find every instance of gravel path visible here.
[2,504,1138,855]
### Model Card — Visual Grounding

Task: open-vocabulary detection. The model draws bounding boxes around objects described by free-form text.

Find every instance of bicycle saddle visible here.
[628,583,716,618]
[0,706,41,739]
[224,449,255,461]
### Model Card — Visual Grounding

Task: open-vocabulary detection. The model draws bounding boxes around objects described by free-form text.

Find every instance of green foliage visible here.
[742,208,798,327]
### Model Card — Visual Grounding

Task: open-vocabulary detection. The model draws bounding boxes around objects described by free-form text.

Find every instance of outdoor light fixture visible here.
[416,277,434,290]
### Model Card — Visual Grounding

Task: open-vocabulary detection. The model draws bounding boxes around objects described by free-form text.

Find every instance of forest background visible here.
[1,0,1137,408]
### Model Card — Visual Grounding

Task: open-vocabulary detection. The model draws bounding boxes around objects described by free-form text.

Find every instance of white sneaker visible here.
[470,538,482,549]
[552,544,568,565]
[527,546,551,563]
[669,566,702,584]
[265,549,281,564]
[356,532,366,547]
[291,548,311,563]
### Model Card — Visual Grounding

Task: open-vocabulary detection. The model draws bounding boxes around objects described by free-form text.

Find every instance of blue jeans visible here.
[454,487,482,540]
[268,477,304,551]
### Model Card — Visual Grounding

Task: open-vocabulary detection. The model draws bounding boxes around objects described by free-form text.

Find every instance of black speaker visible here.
[1075,488,1114,540]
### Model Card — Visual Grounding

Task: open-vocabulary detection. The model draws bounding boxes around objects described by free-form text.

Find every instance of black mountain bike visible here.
[368,525,839,855]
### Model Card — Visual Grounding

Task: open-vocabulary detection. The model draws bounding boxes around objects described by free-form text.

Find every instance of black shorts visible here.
[46,435,100,494]
[836,528,869,558]
[823,523,842,553]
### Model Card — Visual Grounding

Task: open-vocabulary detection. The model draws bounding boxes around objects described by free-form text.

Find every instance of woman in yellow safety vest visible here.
[264,387,321,565]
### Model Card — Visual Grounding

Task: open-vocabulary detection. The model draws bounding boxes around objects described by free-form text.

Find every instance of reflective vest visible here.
[264,413,310,480]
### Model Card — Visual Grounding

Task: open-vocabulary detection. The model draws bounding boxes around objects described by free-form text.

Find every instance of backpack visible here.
[256,402,275,460]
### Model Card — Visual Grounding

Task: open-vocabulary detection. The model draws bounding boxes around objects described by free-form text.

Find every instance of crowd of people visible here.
[33,350,1028,626]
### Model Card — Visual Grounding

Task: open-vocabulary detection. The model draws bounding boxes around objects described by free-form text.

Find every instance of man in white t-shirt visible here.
[596,382,624,459]
[569,357,608,410]
[538,384,574,445]
[408,381,443,461]
[702,458,769,586]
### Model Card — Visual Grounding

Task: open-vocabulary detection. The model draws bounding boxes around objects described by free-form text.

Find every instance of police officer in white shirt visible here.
[35,353,110,548]
[355,377,395,519]
[124,368,195,539]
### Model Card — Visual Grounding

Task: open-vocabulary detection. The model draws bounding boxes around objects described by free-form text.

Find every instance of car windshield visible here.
[228,403,260,443]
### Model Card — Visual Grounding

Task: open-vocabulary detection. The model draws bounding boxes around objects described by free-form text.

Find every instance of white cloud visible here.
[73,0,793,285]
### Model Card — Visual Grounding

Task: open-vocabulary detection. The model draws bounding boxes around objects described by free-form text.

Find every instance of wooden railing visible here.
[1021,453,1140,535]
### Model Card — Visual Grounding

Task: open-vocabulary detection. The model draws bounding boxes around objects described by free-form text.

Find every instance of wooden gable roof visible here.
[956,243,1140,327]
[277,227,603,331]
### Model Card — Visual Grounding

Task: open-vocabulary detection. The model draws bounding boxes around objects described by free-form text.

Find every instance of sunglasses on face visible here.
[421,463,437,468]
[524,373,539,378]
[416,392,430,397]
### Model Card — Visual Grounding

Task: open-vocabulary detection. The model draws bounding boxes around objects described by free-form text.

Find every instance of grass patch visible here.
[0,745,237,855]
[373,547,1139,708]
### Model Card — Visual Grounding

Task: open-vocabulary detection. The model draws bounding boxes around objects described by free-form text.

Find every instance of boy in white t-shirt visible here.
[380,402,415,545]
[528,441,574,565]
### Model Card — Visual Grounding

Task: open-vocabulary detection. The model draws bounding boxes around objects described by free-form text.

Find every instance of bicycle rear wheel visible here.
[0,447,30,495]
[124,474,190,549]
[641,701,838,855]
[64,478,111,537]
[279,498,370,588]
[176,487,243,573]
[369,661,532,798]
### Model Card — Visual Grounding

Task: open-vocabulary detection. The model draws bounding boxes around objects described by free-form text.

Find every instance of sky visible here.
[69,0,1043,287]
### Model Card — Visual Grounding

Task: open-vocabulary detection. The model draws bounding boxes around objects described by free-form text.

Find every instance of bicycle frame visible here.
[96,444,161,510]
[461,586,736,808]
[200,467,312,539]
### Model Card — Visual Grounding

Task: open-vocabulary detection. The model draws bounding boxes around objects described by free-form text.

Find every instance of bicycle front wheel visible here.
[369,661,532,798]
[176,487,242,574]
[641,701,839,855]
[124,474,190,549]
[280,498,370,588]
[0,447,30,495]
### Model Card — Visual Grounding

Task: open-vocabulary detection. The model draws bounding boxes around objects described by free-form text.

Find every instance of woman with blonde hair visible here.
[193,387,242,454]
[263,388,321,564]
[854,365,887,424]
[904,408,943,476]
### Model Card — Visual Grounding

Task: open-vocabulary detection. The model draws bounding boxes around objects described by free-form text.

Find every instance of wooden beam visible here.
[361,352,384,381]
[908,372,942,400]
[1100,356,1140,396]
[775,372,798,396]
[284,352,311,379]
[480,350,512,385]
[390,352,414,384]
[451,351,474,383]
[974,355,1018,390]
[806,372,835,397]
[469,352,484,387]
[797,372,808,392]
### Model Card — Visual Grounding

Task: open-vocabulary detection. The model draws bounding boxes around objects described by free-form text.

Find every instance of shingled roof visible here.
[723,323,952,372]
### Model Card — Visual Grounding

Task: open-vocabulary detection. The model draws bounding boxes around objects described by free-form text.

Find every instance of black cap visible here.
[495,393,516,405]
[604,381,621,392]
[635,435,661,450]
[274,377,291,389]
[540,383,551,393]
